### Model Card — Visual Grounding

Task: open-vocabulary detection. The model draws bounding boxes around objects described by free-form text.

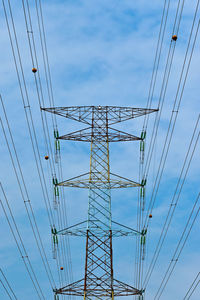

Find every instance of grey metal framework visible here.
[42,106,157,299]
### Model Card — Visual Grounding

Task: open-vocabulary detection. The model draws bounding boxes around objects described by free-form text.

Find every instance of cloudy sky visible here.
[0,0,200,299]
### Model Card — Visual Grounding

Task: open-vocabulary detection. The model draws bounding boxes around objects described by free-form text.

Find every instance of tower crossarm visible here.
[56,172,140,189]
[58,126,141,142]
[56,220,141,237]
[41,105,158,125]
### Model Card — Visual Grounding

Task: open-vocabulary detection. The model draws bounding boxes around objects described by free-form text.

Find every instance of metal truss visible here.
[54,276,142,298]
[42,106,157,299]
[57,220,141,237]
[58,126,141,142]
[42,105,158,126]
[56,172,140,189]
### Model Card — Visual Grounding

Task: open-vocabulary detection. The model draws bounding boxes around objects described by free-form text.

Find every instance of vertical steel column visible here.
[84,107,113,299]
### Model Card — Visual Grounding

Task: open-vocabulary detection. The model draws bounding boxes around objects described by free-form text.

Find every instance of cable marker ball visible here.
[60,267,64,270]
[45,155,49,160]
[172,35,177,41]
[32,67,37,73]
[149,214,152,218]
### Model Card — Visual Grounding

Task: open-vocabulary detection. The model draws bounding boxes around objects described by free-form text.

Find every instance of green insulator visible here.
[57,140,60,151]
[140,188,143,197]
[141,228,147,236]
[54,186,57,196]
[141,178,147,186]
[143,236,146,245]
[54,130,59,138]
[55,140,60,151]
[143,188,145,198]
[53,177,58,186]
[52,227,57,235]
[141,131,146,140]
[140,141,144,151]
[52,228,56,235]
[55,235,58,245]
[56,187,59,196]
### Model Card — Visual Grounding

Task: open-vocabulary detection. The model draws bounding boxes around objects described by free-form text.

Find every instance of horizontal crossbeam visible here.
[41,105,158,125]
[58,126,141,142]
[57,172,140,189]
[57,221,141,237]
[54,277,142,297]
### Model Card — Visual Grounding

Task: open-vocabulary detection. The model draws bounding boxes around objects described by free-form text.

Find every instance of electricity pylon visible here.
[42,106,157,299]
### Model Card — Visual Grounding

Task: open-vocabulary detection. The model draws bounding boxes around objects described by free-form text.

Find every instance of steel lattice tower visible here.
[42,106,157,299]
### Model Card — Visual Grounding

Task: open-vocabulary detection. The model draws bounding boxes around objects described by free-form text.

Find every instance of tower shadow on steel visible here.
[42,106,157,299]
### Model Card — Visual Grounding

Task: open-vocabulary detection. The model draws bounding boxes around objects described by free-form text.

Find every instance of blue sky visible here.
[0,1,200,300]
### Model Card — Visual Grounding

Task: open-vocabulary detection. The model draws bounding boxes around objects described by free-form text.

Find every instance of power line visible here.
[0,278,12,300]
[135,0,171,290]
[142,0,186,191]
[143,115,200,288]
[183,272,200,300]
[144,2,200,229]
[2,0,54,227]
[0,183,45,300]
[154,191,200,299]
[20,0,70,287]
[0,268,18,300]
[0,95,56,289]
[34,0,73,284]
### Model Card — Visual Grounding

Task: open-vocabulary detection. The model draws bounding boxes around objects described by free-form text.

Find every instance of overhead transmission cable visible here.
[20,0,69,286]
[136,0,183,290]
[2,0,54,228]
[24,0,73,286]
[34,0,73,284]
[143,114,200,288]
[154,190,200,299]
[0,278,13,300]
[0,183,45,300]
[139,0,198,293]
[143,0,171,128]
[0,268,18,300]
[143,0,185,183]
[143,0,200,229]
[183,272,200,300]
[2,0,65,289]
[134,0,171,290]
[142,2,200,290]
[0,95,56,290]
